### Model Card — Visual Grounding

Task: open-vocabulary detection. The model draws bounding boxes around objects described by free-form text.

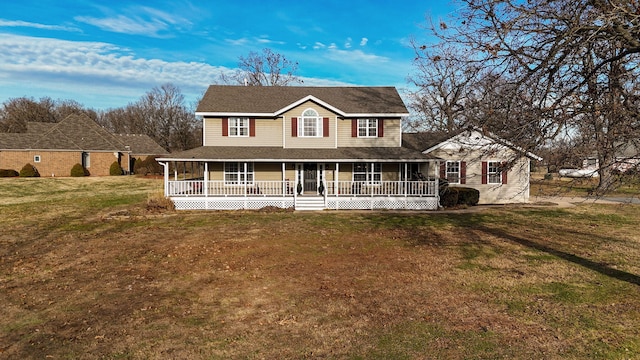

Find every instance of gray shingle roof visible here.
[158,146,437,162]
[115,134,169,155]
[196,85,409,116]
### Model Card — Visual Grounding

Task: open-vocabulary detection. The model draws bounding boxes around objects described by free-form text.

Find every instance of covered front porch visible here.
[157,146,442,211]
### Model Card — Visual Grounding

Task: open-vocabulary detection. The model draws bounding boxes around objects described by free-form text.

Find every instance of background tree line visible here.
[408,0,640,193]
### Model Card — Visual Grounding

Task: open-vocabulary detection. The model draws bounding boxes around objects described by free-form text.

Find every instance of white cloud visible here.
[74,6,191,37]
[328,43,337,50]
[0,34,226,108]
[360,37,368,46]
[345,37,352,49]
[313,42,326,50]
[325,48,389,64]
[0,19,79,32]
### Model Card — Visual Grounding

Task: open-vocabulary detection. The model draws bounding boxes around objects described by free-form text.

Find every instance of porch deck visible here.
[166,180,440,211]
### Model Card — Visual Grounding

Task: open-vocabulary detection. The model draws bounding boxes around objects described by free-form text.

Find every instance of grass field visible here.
[1,177,639,359]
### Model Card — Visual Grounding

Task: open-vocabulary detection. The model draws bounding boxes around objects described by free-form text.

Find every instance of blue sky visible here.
[0,1,455,110]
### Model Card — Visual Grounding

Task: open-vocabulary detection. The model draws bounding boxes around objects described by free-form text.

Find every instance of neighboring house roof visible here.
[115,134,169,155]
[158,146,436,163]
[0,114,166,154]
[196,85,410,117]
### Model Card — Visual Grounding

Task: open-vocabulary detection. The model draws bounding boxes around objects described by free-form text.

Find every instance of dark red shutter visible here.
[351,119,358,137]
[323,117,329,137]
[292,117,297,137]
[222,118,229,136]
[439,162,446,179]
[481,161,488,184]
[460,161,466,184]
[501,162,508,184]
[249,118,256,137]
[378,119,384,137]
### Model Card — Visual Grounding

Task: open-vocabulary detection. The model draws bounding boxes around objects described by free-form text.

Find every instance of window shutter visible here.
[481,161,488,184]
[439,162,446,179]
[460,161,466,184]
[249,118,256,137]
[352,119,358,137]
[501,161,508,184]
[292,117,297,137]
[222,117,228,137]
[378,119,384,137]
[323,117,329,137]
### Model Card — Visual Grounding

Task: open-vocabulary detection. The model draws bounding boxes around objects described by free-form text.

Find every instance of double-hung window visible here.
[353,163,381,184]
[299,109,321,137]
[358,119,378,137]
[446,161,460,184]
[487,161,502,184]
[224,162,254,185]
[229,117,249,137]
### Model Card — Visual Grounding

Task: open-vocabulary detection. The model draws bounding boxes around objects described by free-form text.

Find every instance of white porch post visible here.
[282,162,286,195]
[204,162,209,197]
[404,163,408,197]
[335,162,339,196]
[243,162,248,196]
[160,161,169,197]
[173,162,177,181]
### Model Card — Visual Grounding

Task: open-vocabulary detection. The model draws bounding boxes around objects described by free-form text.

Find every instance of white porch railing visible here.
[167,180,437,197]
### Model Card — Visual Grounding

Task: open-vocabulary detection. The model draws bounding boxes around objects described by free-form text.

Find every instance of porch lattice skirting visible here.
[171,196,438,211]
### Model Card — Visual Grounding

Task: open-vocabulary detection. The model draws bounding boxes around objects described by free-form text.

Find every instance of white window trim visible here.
[446,161,460,184]
[229,117,249,137]
[34,155,41,163]
[487,160,502,184]
[298,108,321,137]
[357,118,378,138]
[224,162,254,185]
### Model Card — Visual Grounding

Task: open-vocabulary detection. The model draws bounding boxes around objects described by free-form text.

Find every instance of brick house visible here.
[0,114,167,176]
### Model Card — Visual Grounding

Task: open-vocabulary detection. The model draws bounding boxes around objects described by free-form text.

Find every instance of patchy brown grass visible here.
[1,177,639,359]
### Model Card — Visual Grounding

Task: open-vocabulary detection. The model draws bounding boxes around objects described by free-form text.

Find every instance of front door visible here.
[303,163,317,192]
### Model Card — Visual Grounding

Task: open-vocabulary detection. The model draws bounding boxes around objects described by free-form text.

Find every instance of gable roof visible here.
[196,85,410,117]
[0,114,165,154]
[115,134,169,155]
[423,127,542,161]
[29,114,127,151]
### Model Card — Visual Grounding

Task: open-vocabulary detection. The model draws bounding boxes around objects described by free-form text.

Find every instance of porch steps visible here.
[295,196,325,211]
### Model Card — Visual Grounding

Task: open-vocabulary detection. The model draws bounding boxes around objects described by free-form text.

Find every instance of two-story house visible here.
[157,85,442,210]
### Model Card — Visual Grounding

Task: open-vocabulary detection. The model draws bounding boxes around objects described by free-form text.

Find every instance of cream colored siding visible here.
[431,146,531,204]
[255,163,282,181]
[203,117,282,147]
[337,118,401,147]
[283,101,336,149]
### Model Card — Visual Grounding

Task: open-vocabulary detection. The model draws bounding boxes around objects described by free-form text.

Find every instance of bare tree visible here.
[0,97,56,132]
[221,48,302,86]
[413,0,640,193]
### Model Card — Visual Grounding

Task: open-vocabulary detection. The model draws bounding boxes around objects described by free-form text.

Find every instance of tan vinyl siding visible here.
[255,163,282,181]
[203,117,282,147]
[283,101,336,149]
[431,147,531,204]
[207,162,224,181]
[337,118,401,147]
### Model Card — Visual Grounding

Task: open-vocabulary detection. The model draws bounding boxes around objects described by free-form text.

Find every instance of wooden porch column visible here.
[204,162,209,197]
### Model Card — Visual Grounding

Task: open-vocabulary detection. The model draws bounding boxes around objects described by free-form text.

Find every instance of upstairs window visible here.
[358,119,378,137]
[299,109,321,137]
[229,117,249,137]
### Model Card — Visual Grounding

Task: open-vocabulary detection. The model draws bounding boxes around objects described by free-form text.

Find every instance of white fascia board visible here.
[274,95,345,116]
[156,157,431,163]
[195,112,274,117]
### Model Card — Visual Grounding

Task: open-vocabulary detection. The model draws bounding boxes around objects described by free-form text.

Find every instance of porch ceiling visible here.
[157,146,440,163]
